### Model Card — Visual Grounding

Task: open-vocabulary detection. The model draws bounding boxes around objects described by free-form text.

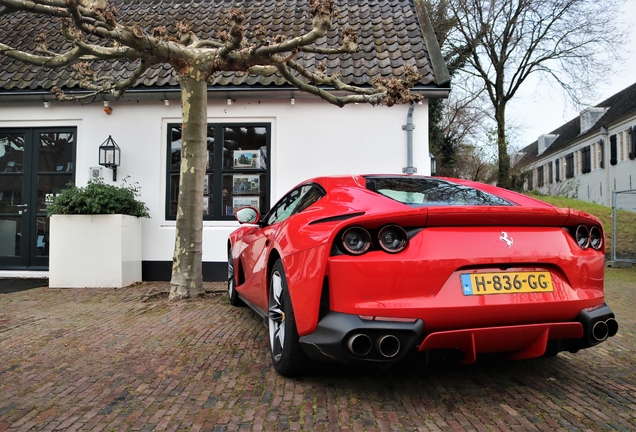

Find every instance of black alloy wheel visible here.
[268,259,307,376]
[227,246,243,306]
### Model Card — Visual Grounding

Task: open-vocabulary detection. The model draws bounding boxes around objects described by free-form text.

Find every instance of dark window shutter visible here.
[581,146,591,174]
[555,158,560,182]
[610,134,617,165]
[630,126,635,160]
[565,153,575,179]
[600,139,605,168]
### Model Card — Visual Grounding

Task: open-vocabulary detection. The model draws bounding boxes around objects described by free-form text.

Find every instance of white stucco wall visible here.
[0,96,431,265]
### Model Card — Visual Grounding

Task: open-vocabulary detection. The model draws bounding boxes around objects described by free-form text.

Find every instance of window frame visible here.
[166,122,271,221]
[537,165,544,188]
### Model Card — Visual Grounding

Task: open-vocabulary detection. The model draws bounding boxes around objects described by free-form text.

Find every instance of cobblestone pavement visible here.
[0,268,635,432]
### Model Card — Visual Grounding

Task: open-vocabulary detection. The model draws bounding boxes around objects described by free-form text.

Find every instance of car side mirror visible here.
[235,206,260,224]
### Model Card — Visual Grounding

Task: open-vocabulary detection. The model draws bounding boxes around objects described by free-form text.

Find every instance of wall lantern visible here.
[430,152,437,176]
[98,135,121,181]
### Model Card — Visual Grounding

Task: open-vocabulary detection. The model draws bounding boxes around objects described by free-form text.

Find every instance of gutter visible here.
[0,83,450,104]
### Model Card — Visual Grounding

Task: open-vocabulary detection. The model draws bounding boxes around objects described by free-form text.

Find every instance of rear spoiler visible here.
[328,206,601,229]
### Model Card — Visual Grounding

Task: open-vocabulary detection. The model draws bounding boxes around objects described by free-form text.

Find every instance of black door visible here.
[0,128,76,270]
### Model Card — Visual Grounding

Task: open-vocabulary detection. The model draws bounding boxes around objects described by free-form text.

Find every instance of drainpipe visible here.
[402,103,416,174]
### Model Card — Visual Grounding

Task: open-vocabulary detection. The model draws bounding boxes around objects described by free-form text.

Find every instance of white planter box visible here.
[49,214,142,288]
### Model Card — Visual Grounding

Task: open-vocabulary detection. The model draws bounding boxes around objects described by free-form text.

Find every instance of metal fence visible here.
[611,189,636,263]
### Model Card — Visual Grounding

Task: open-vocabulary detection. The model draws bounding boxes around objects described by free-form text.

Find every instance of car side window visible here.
[265,184,323,226]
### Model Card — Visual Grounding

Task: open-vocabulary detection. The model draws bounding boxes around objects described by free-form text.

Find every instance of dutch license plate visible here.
[461,271,553,295]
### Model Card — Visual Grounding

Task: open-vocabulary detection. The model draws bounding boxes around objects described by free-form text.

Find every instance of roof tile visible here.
[0,0,440,92]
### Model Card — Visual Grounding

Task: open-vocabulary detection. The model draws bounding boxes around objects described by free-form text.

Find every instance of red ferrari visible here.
[228,175,617,376]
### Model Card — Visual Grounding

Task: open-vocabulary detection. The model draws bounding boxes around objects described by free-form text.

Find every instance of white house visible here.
[0,1,451,281]
[515,82,636,206]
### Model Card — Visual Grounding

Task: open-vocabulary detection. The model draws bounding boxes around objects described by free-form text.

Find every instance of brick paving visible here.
[0,268,635,432]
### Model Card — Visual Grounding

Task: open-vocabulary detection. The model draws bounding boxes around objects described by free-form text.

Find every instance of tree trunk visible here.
[169,76,208,300]
[495,103,511,189]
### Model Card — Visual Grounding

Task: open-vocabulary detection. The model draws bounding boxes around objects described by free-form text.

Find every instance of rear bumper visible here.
[298,305,617,365]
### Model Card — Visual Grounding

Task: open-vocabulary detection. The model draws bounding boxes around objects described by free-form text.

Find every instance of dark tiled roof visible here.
[0,0,442,93]
[516,82,636,167]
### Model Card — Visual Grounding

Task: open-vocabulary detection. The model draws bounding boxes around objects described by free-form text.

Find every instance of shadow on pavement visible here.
[0,278,48,294]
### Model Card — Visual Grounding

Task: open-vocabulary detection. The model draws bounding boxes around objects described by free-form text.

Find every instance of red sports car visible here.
[228,175,617,376]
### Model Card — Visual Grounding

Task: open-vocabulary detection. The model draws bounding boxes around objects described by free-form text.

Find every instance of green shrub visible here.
[47,178,150,218]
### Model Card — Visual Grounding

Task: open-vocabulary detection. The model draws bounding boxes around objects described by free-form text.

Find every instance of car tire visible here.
[268,259,307,376]
[228,246,244,307]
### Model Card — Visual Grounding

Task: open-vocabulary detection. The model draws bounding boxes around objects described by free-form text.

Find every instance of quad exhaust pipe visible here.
[347,334,372,356]
[592,318,619,341]
[347,333,401,358]
[376,335,400,358]
[578,306,618,345]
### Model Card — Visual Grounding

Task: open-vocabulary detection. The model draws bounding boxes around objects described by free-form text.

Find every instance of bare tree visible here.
[445,0,626,188]
[0,0,423,299]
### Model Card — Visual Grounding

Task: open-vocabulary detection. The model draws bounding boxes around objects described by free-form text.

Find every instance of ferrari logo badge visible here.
[500,231,513,249]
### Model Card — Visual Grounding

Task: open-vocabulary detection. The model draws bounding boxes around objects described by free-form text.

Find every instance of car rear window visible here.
[364,177,513,207]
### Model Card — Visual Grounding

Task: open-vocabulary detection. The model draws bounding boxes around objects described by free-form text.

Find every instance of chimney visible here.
[580,107,608,135]
[537,134,558,156]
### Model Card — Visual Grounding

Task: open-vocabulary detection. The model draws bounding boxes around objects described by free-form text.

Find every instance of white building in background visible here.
[0,1,451,280]
[515,82,636,206]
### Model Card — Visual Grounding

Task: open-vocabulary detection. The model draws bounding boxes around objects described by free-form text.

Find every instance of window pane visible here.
[35,217,50,257]
[203,175,213,216]
[224,126,267,170]
[0,216,21,257]
[39,132,74,172]
[169,174,179,215]
[0,133,25,173]
[170,126,215,171]
[37,174,74,213]
[224,174,266,215]
[171,174,214,216]
[0,175,23,213]
[170,126,182,171]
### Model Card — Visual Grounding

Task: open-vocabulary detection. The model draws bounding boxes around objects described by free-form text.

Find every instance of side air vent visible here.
[309,212,366,225]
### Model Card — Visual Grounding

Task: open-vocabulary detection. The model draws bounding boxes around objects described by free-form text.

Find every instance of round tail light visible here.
[589,226,603,250]
[341,226,371,255]
[575,225,590,249]
[378,225,408,253]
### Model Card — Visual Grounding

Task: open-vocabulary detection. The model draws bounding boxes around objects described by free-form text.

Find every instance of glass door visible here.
[0,128,75,270]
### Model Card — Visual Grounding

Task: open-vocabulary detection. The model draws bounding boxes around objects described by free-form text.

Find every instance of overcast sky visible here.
[507,0,636,150]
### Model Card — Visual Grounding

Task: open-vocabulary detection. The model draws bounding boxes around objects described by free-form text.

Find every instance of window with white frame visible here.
[166,123,271,220]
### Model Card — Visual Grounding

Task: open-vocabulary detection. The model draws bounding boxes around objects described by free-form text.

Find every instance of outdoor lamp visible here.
[430,153,437,176]
[98,135,121,181]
